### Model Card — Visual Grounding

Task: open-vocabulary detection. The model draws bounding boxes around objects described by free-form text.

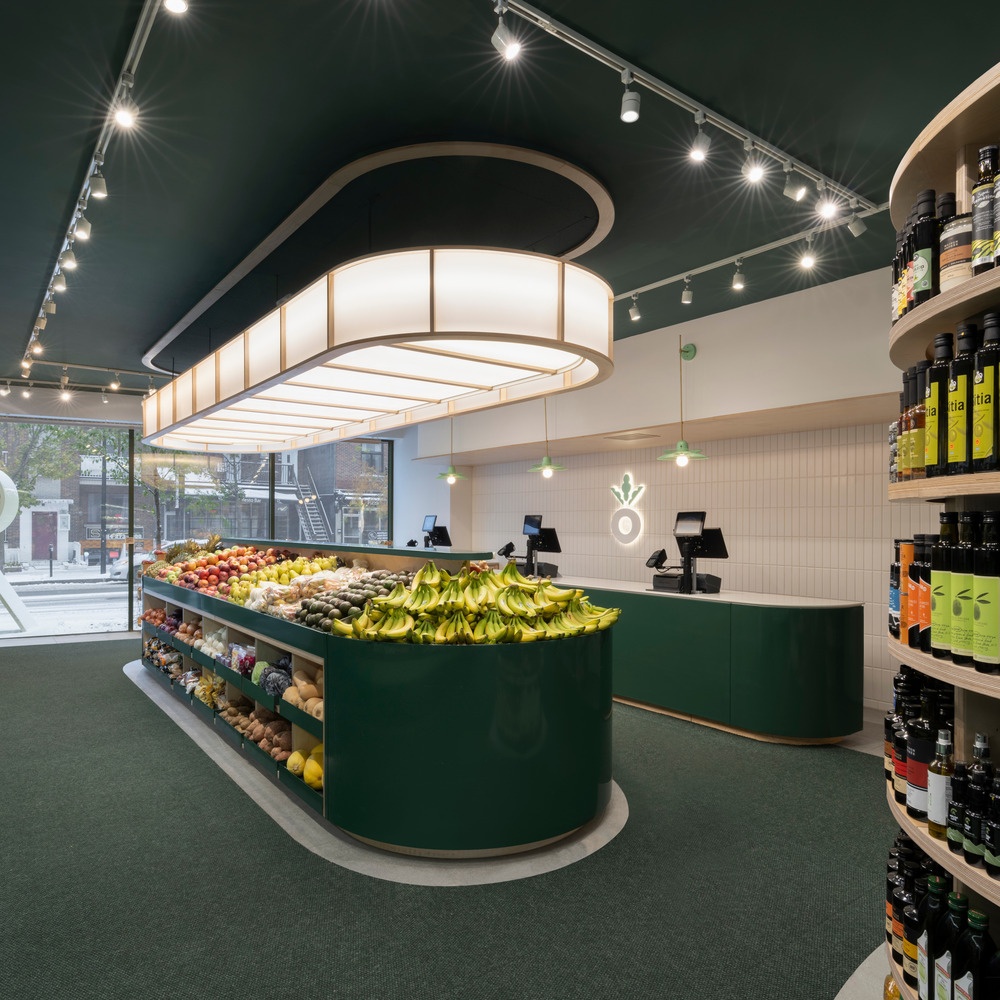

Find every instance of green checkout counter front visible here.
[562,578,863,743]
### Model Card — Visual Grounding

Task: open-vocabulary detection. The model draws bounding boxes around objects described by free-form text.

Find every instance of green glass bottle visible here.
[932,892,969,1000]
[948,324,979,476]
[927,333,955,478]
[931,512,958,659]
[917,874,950,1000]
[951,512,982,664]
[951,909,996,1000]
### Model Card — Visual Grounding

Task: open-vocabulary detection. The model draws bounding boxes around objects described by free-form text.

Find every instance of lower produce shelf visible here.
[215,716,243,750]
[242,739,279,780]
[277,699,322,739]
[142,658,173,691]
[885,941,916,1000]
[885,781,1000,906]
[278,768,323,814]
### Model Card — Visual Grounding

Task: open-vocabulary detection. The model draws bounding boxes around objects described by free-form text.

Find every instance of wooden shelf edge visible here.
[889,269,1000,371]
[888,471,1000,501]
[885,941,918,1000]
[886,638,1000,698]
[885,781,1000,907]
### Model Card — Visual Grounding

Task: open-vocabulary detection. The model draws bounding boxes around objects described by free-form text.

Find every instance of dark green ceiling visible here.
[0,1,996,394]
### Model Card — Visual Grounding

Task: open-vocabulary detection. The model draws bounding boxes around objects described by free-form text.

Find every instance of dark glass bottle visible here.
[912,190,939,306]
[907,687,937,818]
[901,539,916,649]
[933,892,970,1000]
[927,728,955,840]
[973,510,1000,673]
[910,534,927,648]
[905,903,923,987]
[951,909,997,1000]
[972,145,998,275]
[948,762,968,854]
[984,774,1000,879]
[951,512,982,664]
[919,534,935,652]
[912,361,931,479]
[901,368,915,481]
[894,699,920,804]
[969,731,993,786]
[949,324,980,475]
[973,311,1000,472]
[893,860,920,963]
[963,772,988,866]
[926,333,955,478]
[917,873,950,1000]
[906,212,917,313]
[938,191,957,229]
[932,513,959,659]
[890,539,902,640]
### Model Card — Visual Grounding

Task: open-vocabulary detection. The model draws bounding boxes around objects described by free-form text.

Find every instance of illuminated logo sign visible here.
[610,473,644,545]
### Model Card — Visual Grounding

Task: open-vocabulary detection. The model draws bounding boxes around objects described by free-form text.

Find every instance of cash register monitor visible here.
[694,527,729,560]
[535,527,561,553]
[523,514,542,536]
[673,510,706,538]
[428,524,451,547]
[422,514,437,533]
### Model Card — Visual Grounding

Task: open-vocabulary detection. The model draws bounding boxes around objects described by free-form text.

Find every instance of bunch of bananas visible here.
[328,560,620,643]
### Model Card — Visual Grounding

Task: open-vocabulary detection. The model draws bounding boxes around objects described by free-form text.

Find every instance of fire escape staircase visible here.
[292,467,332,543]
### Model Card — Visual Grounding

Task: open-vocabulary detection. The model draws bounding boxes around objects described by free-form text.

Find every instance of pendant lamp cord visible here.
[543,398,550,452]
[450,417,454,463]
[677,334,685,439]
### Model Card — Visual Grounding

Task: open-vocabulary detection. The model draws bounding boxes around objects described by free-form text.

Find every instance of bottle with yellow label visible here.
[973,311,1000,473]
[912,361,930,479]
[926,333,954,478]
[948,324,979,476]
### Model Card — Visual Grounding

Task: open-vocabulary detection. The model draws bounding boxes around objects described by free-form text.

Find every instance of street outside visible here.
[0,561,139,637]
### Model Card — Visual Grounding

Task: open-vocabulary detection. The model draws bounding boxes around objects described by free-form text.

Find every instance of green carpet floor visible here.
[6,639,893,999]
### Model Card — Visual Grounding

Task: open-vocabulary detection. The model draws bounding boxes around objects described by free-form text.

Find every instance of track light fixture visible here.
[89,152,107,200]
[815,181,839,220]
[491,2,521,61]
[21,358,31,371]
[800,235,816,269]
[681,276,693,305]
[114,73,139,128]
[36,315,46,330]
[74,213,91,241]
[629,293,641,321]
[42,298,56,315]
[620,69,640,124]
[59,369,71,402]
[146,376,156,397]
[52,272,66,293]
[742,139,765,183]
[22,383,33,399]
[848,214,868,238]
[163,0,189,12]
[732,260,745,291]
[109,372,121,391]
[689,111,711,161]
[0,381,9,397]
[31,338,43,355]
[782,163,808,202]
[58,247,77,271]
[101,390,109,405]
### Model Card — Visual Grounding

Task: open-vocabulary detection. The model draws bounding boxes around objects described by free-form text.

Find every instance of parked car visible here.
[109,551,150,580]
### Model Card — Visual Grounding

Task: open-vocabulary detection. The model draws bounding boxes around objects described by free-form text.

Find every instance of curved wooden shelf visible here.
[887,638,1000,698]
[885,942,917,1000]
[888,471,1000,501]
[886,781,1000,907]
[889,269,1000,371]
[890,65,1000,228]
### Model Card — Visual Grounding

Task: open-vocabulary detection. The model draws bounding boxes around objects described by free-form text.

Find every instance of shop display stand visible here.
[886,64,1000,996]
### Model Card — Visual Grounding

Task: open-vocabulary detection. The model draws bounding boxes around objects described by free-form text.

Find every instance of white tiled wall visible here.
[470,422,940,711]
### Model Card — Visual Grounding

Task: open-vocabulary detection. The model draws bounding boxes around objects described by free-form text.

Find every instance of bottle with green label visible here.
[948,762,968,854]
[917,874,951,1000]
[972,145,998,275]
[912,190,939,306]
[932,512,958,659]
[912,361,931,479]
[973,311,1000,472]
[951,909,996,1000]
[973,510,1000,673]
[949,324,980,475]
[963,771,989,866]
[927,333,955,478]
[933,892,969,1000]
[951,511,982,663]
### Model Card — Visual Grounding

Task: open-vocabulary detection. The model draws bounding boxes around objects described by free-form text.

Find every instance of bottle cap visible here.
[957,322,980,352]
[975,731,990,750]
[937,191,956,218]
[916,190,936,217]
[980,145,999,158]
[969,909,990,929]
[947,892,969,911]
[927,874,949,895]
[939,511,958,524]
[933,332,954,359]
[984,311,1000,339]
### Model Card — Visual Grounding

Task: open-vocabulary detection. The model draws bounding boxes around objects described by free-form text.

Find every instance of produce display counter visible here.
[139,541,614,857]
[561,577,863,743]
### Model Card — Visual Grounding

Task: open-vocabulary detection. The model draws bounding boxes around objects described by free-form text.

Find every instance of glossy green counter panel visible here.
[584,589,731,723]
[326,630,613,853]
[728,604,863,739]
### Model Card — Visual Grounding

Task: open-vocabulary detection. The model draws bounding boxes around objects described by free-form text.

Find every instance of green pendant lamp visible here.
[529,398,566,478]
[657,337,707,468]
[437,418,467,485]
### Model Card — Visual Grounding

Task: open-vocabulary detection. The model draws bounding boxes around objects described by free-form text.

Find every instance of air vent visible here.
[603,432,659,442]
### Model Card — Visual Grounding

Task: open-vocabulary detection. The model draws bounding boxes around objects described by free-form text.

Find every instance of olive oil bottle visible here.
[907,687,937,818]
[890,539,902,640]
[932,892,969,1000]
[926,333,955,478]
[951,909,997,1000]
[912,190,939,306]
[917,874,950,1000]
[972,145,998,276]
[973,510,1000,673]
[973,311,1000,472]
[951,512,982,664]
[912,361,931,479]
[984,774,1000,879]
[931,513,958,659]
[949,324,980,476]
[901,370,915,481]
[927,729,955,839]
[948,763,968,854]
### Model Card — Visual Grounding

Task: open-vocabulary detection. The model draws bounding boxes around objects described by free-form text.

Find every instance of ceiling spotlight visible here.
[732,261,745,291]
[20,358,31,371]
[114,73,138,128]
[0,381,9,397]
[89,153,107,199]
[36,315,46,330]
[58,247,77,271]
[800,236,816,269]
[101,390,109,405]
[42,298,56,315]
[60,369,69,388]
[491,5,521,61]
[689,111,712,161]
[146,376,155,397]
[74,214,91,241]
[109,372,121,391]
[782,163,809,202]
[163,0,189,12]
[620,69,640,124]
[31,338,43,356]
[52,272,67,293]
[681,276,693,305]
[629,293,641,322]
[22,382,33,399]
[741,139,765,183]
[60,372,71,402]
[816,182,839,219]
[848,214,868,238]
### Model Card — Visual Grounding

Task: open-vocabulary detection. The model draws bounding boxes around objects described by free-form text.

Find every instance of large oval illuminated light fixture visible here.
[143,247,614,453]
